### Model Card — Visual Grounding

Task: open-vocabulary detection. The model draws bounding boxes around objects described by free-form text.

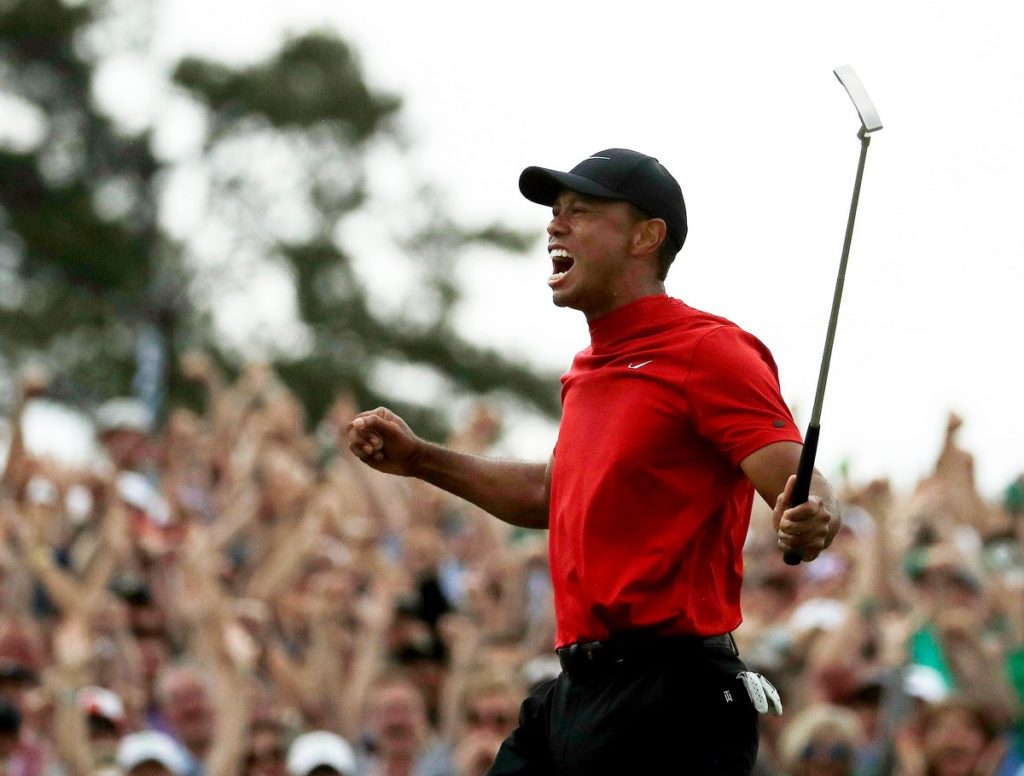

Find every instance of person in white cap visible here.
[117,731,189,776]
[94,397,155,472]
[285,731,357,776]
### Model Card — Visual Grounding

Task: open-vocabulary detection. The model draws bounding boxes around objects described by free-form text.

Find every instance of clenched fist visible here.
[347,407,424,477]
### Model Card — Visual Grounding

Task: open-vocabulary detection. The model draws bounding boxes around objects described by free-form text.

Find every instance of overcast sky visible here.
[141,0,1024,497]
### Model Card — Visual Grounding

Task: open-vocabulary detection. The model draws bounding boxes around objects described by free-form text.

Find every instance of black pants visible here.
[488,638,759,775]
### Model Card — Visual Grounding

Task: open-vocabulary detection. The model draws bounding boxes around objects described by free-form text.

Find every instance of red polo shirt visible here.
[549,294,801,647]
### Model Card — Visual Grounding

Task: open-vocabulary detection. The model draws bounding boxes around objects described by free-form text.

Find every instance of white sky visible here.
[140,0,1024,497]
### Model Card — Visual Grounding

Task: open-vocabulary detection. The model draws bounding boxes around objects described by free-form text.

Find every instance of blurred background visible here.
[1,0,1023,495]
[0,0,566,471]
[2,3,1024,776]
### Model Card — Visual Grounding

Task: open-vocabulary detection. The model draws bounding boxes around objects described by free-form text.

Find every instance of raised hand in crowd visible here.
[167,525,254,776]
[48,616,114,776]
[7,345,1024,776]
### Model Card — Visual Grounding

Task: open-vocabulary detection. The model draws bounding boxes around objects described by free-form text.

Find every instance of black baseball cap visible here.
[519,148,687,253]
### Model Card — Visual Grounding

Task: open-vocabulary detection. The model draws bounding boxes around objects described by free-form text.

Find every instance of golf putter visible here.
[783,66,883,565]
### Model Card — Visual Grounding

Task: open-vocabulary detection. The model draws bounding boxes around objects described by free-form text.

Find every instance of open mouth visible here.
[549,247,574,284]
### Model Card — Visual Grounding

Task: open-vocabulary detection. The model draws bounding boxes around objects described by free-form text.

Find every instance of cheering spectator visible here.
[117,730,190,776]
[285,731,357,776]
[4,357,1024,776]
[777,703,862,776]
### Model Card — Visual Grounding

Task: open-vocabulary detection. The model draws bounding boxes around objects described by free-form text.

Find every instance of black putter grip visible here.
[783,424,820,566]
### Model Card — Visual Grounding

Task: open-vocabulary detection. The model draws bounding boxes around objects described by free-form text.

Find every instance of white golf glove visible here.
[737,671,783,716]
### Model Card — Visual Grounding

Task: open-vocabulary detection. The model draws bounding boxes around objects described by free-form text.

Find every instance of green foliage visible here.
[0,0,93,64]
[173,30,557,436]
[0,0,169,403]
[174,34,400,139]
[0,1,558,440]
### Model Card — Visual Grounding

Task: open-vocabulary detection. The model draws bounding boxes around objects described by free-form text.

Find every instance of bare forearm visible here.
[25,544,83,613]
[206,670,252,776]
[411,444,548,529]
[743,441,840,561]
[53,687,94,776]
[245,521,315,600]
[2,402,29,491]
[348,407,550,528]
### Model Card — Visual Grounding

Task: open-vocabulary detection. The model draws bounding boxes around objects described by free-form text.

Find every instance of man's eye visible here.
[553,205,586,218]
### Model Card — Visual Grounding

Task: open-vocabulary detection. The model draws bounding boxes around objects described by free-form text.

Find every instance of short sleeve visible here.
[683,325,802,466]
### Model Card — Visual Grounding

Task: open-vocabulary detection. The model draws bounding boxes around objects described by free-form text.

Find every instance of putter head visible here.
[834,65,883,134]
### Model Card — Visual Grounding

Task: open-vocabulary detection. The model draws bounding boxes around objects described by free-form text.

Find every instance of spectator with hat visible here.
[48,616,130,776]
[94,398,156,474]
[12,328,1024,776]
[285,731,357,776]
[78,685,128,765]
[117,731,189,776]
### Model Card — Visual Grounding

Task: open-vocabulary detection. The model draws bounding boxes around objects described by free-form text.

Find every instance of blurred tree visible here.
[0,0,558,440]
[0,0,184,409]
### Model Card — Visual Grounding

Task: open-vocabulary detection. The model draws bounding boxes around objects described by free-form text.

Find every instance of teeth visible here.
[548,247,573,286]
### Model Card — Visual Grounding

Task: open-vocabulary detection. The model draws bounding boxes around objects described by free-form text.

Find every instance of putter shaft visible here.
[784,131,874,565]
[808,130,872,432]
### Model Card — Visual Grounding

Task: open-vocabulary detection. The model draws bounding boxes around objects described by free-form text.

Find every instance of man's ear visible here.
[631,218,667,258]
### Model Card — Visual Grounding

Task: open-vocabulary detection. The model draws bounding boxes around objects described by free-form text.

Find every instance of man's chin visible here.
[550,289,579,310]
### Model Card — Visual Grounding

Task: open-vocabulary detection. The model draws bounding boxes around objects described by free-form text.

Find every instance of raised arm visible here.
[49,617,98,776]
[347,407,551,529]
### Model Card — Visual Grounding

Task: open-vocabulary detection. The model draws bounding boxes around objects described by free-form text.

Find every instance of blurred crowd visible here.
[0,356,1022,776]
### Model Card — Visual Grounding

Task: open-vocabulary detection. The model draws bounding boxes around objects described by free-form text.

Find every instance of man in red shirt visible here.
[348,148,839,775]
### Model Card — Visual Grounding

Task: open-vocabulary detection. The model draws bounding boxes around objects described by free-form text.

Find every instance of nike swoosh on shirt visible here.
[627,360,653,369]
